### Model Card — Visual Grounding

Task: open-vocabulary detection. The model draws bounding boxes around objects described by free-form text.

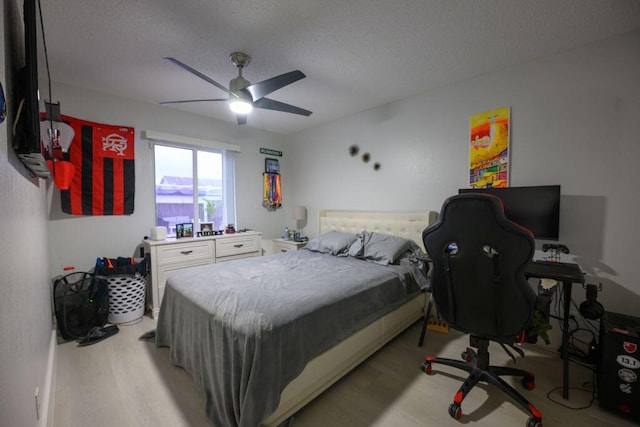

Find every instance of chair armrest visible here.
[415,254,432,263]
[414,254,432,278]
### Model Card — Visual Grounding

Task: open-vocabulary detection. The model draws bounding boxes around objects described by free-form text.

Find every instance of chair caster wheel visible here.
[421,361,432,374]
[527,416,543,427]
[449,402,462,420]
[521,376,535,391]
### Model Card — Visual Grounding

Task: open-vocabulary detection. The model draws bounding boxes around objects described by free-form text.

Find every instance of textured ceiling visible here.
[36,0,640,134]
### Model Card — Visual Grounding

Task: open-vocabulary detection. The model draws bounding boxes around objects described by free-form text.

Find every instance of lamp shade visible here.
[293,206,307,221]
[293,206,307,231]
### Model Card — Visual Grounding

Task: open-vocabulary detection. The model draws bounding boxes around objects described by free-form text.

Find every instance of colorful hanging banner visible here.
[262,172,281,211]
[469,107,510,188]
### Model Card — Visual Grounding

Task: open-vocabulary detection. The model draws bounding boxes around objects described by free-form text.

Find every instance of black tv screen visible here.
[13,0,50,178]
[458,185,561,240]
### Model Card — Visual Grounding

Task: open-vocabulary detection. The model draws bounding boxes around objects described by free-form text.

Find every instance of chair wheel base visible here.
[461,348,474,362]
[521,376,535,391]
[527,416,543,427]
[449,402,462,420]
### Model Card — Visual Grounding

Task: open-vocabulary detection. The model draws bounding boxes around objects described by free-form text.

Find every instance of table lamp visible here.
[293,206,307,240]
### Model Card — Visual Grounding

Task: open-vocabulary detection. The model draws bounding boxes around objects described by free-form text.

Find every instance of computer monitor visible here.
[458,185,561,240]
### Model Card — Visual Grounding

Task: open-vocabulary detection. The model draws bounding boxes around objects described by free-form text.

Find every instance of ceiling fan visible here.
[161,52,312,125]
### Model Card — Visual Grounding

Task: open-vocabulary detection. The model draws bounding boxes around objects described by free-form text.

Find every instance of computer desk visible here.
[525,260,585,400]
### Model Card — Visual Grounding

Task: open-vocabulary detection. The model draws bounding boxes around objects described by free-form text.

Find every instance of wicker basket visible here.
[103,275,146,324]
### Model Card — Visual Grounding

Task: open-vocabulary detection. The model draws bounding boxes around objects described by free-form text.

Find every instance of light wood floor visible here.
[54,316,637,427]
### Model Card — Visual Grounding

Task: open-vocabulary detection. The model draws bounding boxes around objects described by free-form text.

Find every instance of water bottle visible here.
[283,226,289,239]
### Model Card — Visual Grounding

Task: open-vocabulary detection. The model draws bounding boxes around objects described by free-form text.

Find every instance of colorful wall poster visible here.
[469,107,510,188]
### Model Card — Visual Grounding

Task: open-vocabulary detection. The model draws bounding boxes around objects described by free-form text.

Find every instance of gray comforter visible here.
[155,249,428,427]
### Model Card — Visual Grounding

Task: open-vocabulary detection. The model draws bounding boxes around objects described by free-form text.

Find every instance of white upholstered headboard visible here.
[318,210,438,252]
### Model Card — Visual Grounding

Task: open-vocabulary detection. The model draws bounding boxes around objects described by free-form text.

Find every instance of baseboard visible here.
[38,329,57,427]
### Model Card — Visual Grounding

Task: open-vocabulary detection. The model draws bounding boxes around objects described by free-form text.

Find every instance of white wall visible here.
[284,30,640,318]
[46,83,289,274]
[1,1,55,425]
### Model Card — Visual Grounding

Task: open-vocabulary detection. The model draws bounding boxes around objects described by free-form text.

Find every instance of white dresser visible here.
[143,231,262,319]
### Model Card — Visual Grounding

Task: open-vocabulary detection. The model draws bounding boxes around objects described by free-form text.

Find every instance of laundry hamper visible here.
[102,274,146,323]
[95,255,149,324]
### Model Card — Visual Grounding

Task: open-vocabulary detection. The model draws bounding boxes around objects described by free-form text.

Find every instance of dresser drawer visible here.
[272,238,307,253]
[157,259,210,287]
[216,234,261,258]
[157,260,210,304]
[156,241,214,266]
[273,241,293,253]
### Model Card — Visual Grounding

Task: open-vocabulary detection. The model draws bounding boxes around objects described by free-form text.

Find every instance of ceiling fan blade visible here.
[245,70,305,101]
[164,57,239,99]
[160,98,228,105]
[236,114,248,125]
[253,97,312,116]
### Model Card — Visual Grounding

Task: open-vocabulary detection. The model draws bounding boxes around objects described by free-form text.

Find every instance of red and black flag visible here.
[59,115,135,215]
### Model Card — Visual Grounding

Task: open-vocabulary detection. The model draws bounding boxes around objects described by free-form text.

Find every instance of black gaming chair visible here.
[420,194,543,427]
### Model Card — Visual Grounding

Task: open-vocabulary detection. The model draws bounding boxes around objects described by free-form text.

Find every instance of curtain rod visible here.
[143,130,241,152]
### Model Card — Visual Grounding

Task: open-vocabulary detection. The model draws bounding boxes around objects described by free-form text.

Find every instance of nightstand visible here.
[272,238,307,253]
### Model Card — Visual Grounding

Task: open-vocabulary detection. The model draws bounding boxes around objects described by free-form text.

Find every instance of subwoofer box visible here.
[598,311,640,422]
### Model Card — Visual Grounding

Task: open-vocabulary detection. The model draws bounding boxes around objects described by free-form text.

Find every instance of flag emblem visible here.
[59,115,135,215]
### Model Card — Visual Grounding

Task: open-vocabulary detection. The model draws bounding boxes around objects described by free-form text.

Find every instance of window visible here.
[153,144,236,237]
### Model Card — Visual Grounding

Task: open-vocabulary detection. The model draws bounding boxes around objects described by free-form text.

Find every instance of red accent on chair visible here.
[529,404,542,419]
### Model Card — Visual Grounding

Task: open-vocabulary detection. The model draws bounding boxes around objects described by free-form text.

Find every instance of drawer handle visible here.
[233,244,244,248]
[180,250,193,255]
[280,249,287,252]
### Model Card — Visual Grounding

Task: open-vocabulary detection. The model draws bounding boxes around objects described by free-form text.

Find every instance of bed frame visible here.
[263,210,437,426]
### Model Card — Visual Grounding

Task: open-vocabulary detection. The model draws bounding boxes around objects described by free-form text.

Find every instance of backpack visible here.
[53,271,109,340]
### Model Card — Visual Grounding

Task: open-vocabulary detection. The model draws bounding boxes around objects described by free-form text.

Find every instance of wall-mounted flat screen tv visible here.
[13,0,50,178]
[458,185,561,240]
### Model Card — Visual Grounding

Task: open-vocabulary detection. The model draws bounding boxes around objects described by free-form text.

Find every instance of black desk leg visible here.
[418,294,434,347]
[561,280,572,400]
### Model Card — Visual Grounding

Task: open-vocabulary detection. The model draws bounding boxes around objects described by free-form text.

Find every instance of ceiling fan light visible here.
[229,100,253,114]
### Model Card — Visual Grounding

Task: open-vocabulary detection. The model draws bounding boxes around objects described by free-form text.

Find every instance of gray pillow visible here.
[304,231,357,256]
[348,231,414,265]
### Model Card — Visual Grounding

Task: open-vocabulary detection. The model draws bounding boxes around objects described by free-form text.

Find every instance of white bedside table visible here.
[272,238,307,253]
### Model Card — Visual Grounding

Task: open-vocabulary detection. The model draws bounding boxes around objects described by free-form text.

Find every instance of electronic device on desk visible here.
[294,236,308,243]
[459,185,560,241]
[542,243,570,262]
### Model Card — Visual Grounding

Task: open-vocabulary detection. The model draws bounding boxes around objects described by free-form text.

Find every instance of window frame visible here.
[152,141,236,237]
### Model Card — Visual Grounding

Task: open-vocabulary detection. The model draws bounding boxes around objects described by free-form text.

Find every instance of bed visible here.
[155,210,437,426]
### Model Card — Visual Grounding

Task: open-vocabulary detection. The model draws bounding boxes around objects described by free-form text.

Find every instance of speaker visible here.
[580,284,604,320]
[598,311,640,422]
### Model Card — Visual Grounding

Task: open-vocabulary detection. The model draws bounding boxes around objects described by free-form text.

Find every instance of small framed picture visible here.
[183,223,194,238]
[199,222,213,236]
[175,223,185,238]
[265,158,280,173]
